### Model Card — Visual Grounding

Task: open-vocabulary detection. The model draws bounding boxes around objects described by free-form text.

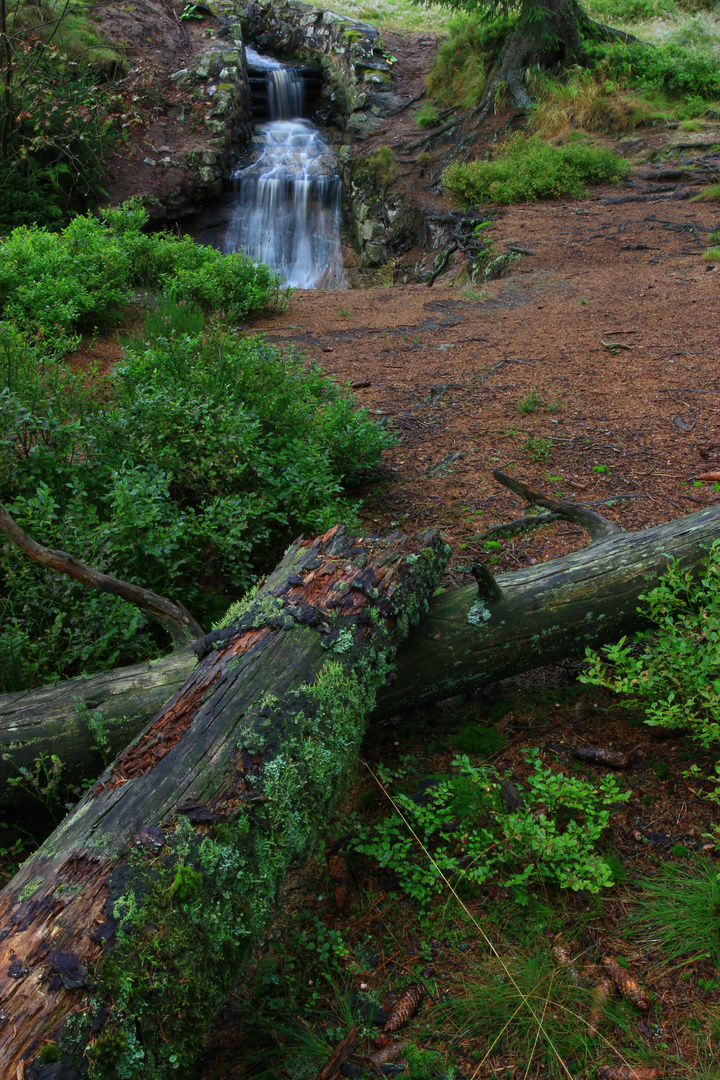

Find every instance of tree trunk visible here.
[378,499,720,716]
[3,501,719,808]
[0,651,198,810]
[0,524,448,1080]
[476,0,642,114]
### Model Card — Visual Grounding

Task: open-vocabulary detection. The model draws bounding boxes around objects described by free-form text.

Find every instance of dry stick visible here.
[0,502,204,645]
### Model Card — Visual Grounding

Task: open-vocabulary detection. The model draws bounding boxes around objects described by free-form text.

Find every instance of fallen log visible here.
[3,482,720,807]
[0,524,448,1080]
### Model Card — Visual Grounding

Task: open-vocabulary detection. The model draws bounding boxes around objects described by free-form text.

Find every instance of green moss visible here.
[170,864,203,904]
[38,1043,61,1064]
[18,876,44,901]
[454,724,505,756]
[651,760,670,781]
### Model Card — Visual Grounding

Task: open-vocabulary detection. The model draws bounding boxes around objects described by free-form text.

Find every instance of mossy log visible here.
[0,524,449,1080]
[3,498,720,808]
[0,652,198,809]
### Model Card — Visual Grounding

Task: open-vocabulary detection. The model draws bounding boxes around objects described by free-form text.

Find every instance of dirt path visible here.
[252,193,719,586]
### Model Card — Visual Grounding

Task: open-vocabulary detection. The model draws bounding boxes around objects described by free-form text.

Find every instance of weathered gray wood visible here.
[4,503,719,803]
[0,652,197,810]
[379,501,720,717]
[0,525,448,1080]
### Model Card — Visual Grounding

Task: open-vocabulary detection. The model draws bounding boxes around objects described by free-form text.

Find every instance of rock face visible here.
[338,144,423,267]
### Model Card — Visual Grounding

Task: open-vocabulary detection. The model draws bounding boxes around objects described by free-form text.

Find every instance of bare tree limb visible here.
[0,503,204,645]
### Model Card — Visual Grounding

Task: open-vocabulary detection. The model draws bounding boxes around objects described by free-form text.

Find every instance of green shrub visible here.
[597,37,720,101]
[351,749,630,905]
[581,541,720,746]
[0,35,122,232]
[0,204,286,343]
[0,208,391,691]
[426,14,514,110]
[523,434,553,461]
[454,724,505,755]
[442,135,629,207]
[517,387,542,414]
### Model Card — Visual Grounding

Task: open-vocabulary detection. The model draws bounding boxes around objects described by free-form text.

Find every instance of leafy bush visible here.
[597,37,720,101]
[0,207,390,691]
[0,204,285,344]
[0,28,123,232]
[351,750,629,905]
[442,135,628,206]
[581,542,720,746]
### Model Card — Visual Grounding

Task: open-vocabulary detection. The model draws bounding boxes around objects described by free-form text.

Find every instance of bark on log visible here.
[3,501,720,806]
[0,524,448,1080]
[378,498,720,717]
[0,652,198,810]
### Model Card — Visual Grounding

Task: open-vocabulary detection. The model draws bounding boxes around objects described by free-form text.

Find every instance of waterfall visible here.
[223,48,347,290]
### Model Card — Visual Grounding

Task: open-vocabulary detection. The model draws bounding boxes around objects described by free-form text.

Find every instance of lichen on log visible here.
[0,525,449,1080]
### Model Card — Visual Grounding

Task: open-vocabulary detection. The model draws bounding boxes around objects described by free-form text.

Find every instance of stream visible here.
[223,48,347,289]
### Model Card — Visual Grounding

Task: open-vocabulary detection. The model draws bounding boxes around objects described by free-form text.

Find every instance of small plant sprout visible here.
[523,435,553,462]
[517,387,542,414]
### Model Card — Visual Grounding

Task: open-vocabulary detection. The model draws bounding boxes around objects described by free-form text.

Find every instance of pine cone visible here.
[383,984,424,1033]
[587,977,613,1037]
[602,957,650,1011]
[328,854,349,912]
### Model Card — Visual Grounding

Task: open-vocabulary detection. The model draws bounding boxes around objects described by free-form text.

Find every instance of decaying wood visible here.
[0,502,203,645]
[0,652,198,810]
[4,483,720,805]
[572,747,629,768]
[377,482,720,718]
[312,1026,359,1080]
[0,525,448,1080]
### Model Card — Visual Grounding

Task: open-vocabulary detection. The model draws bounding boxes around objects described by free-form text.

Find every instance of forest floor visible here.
[187,192,720,1079]
[11,7,719,1075]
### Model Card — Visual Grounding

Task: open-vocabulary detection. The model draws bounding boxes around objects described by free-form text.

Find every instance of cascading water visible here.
[223,48,347,289]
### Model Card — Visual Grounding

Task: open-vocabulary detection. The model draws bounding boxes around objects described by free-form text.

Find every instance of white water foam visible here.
[224,49,347,289]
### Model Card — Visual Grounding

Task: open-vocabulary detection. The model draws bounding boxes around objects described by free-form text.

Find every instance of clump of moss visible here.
[454,724,505,756]
[38,1043,61,1064]
[170,864,203,904]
